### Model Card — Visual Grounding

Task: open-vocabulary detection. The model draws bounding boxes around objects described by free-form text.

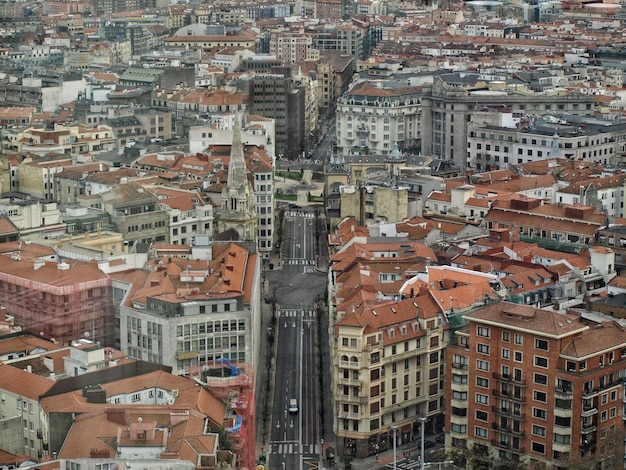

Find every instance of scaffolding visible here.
[189,359,256,470]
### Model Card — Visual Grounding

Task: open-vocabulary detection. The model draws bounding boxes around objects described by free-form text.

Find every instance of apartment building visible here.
[446,302,626,468]
[420,73,596,170]
[149,187,213,246]
[0,255,115,346]
[467,111,626,171]
[0,74,87,113]
[336,80,422,156]
[270,31,318,64]
[0,195,65,237]
[0,363,54,460]
[555,174,625,218]
[118,242,261,376]
[248,70,306,160]
[98,181,169,245]
[596,225,626,276]
[329,238,507,459]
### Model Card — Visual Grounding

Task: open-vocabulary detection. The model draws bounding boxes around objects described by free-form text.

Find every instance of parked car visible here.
[423,440,435,449]
[435,435,445,444]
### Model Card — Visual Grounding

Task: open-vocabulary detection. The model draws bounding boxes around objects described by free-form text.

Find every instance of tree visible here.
[440,443,493,470]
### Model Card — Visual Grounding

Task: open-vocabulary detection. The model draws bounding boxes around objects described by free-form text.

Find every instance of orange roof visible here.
[467,302,588,338]
[0,363,54,399]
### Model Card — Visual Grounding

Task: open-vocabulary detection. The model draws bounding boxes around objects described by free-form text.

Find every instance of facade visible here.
[99,182,170,245]
[335,80,422,156]
[0,74,87,113]
[329,240,447,459]
[118,242,261,376]
[596,225,626,276]
[150,187,214,246]
[467,112,626,171]
[0,196,66,237]
[5,124,115,160]
[248,70,306,160]
[0,363,54,459]
[420,74,596,170]
[446,302,626,468]
[0,258,115,346]
[270,31,318,64]
[339,184,409,226]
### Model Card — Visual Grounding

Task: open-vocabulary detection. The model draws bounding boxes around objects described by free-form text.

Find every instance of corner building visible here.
[446,302,626,468]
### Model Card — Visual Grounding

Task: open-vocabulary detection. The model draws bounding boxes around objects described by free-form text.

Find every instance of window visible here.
[554,433,570,444]
[475,427,488,438]
[477,377,489,388]
[514,334,523,345]
[535,339,548,351]
[477,360,489,371]
[502,331,510,342]
[477,343,490,355]
[533,408,546,420]
[476,393,488,405]
[532,425,546,437]
[534,356,548,368]
[502,348,510,360]
[476,410,488,421]
[532,442,545,454]
[477,326,490,338]
[453,374,468,384]
[534,373,547,385]
[514,351,522,362]
[451,423,467,434]
[533,391,547,403]
[453,390,468,400]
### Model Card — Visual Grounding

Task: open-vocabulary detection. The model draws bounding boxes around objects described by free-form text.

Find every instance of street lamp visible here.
[419,417,427,470]
[390,425,398,470]
[343,415,348,462]
[268,283,292,319]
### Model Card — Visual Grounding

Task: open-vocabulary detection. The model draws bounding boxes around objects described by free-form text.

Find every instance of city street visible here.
[263,207,330,470]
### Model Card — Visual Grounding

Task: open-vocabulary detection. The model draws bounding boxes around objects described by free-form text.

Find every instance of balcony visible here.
[340,360,361,369]
[552,441,571,453]
[451,381,469,393]
[581,423,597,434]
[554,386,573,400]
[491,423,526,438]
[492,372,527,386]
[492,389,526,403]
[582,388,599,399]
[452,362,469,371]
[581,407,597,421]
[338,377,362,386]
[491,406,525,420]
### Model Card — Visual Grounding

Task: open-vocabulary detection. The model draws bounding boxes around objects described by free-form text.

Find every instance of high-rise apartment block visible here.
[446,302,626,468]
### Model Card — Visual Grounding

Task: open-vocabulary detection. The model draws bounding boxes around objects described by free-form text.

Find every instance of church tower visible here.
[218,113,257,242]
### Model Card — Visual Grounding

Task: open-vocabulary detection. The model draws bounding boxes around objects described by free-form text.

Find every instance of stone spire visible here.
[227,113,247,188]
[549,132,563,159]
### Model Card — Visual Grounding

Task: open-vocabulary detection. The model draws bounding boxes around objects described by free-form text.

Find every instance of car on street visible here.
[423,440,435,449]
[435,435,445,443]
[288,398,298,413]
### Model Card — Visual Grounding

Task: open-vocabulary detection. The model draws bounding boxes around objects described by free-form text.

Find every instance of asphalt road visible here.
[265,208,329,470]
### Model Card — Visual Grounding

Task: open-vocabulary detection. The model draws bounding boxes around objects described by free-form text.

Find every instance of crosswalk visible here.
[283,258,316,265]
[382,457,423,469]
[270,441,321,455]
[279,309,315,318]
[285,211,314,218]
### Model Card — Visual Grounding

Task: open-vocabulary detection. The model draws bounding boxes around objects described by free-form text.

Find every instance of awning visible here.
[401,425,412,433]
